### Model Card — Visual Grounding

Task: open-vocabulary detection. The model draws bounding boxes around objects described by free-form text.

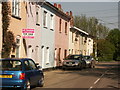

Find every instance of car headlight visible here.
[75,62,79,65]
[86,61,90,64]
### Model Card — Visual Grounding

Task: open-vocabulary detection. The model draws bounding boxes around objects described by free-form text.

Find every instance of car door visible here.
[28,59,42,85]
[24,60,35,85]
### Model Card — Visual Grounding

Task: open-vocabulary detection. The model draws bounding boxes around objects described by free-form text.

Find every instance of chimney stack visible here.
[66,12,69,15]
[58,4,61,9]
[54,3,57,7]
[70,11,72,16]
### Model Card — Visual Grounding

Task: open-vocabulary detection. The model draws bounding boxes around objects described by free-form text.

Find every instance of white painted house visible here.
[39,2,55,69]
[0,3,2,58]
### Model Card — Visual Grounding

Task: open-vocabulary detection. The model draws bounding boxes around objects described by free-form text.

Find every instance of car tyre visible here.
[90,62,95,68]
[38,77,44,87]
[79,64,82,70]
[22,80,31,90]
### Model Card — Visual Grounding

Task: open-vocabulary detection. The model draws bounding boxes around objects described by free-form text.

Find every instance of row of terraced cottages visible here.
[0,1,94,69]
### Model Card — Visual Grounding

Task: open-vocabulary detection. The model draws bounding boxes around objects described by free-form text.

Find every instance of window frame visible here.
[12,0,21,18]
[43,10,47,28]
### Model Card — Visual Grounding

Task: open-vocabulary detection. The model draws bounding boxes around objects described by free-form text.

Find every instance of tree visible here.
[97,39,115,61]
[74,15,109,39]
[2,2,16,58]
[106,29,120,60]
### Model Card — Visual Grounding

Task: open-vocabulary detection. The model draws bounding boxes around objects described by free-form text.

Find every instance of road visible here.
[34,61,120,90]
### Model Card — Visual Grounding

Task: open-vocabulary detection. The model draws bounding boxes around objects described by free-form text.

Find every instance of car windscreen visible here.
[64,55,81,60]
[0,60,22,71]
[83,56,91,60]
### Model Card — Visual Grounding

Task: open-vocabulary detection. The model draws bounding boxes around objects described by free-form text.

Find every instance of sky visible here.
[47,0,119,29]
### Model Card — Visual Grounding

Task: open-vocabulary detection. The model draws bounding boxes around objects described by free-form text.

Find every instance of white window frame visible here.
[50,14,54,30]
[43,10,47,28]
[12,0,20,17]
[36,6,40,25]
[46,47,50,64]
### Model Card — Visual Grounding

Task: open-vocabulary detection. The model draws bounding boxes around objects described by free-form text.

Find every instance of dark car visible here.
[83,55,96,68]
[62,54,86,70]
[0,58,44,90]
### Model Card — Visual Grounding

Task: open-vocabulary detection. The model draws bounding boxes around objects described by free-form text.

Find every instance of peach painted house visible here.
[0,3,2,58]
[54,3,71,67]
[9,1,27,58]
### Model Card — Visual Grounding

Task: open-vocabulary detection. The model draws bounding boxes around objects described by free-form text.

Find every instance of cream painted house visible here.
[86,36,94,55]
[0,3,2,58]
[69,26,89,55]
[69,26,94,56]
[9,1,27,58]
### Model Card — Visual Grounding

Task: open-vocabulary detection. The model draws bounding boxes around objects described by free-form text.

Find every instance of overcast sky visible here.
[47,0,119,29]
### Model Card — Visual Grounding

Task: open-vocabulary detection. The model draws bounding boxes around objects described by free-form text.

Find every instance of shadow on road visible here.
[56,62,120,81]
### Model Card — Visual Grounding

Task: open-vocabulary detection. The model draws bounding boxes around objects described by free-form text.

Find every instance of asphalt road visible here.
[33,61,120,90]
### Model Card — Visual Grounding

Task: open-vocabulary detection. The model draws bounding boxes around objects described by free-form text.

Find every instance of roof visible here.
[70,26,89,35]
[38,1,71,20]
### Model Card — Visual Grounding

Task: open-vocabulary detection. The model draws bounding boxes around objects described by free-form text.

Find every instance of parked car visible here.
[0,58,44,90]
[62,54,86,70]
[83,55,96,68]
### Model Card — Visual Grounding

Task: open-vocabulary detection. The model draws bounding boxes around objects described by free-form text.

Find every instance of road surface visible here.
[33,61,120,90]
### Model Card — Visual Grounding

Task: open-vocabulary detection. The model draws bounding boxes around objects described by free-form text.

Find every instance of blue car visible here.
[0,58,44,90]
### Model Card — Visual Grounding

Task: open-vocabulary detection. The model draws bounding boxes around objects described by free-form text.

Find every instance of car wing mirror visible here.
[37,66,42,70]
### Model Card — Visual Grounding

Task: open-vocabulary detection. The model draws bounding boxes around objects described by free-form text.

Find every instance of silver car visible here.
[83,55,96,68]
[62,54,86,70]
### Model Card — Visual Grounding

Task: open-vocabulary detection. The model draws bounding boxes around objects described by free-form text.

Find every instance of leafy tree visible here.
[97,39,115,61]
[74,15,109,39]
[2,2,16,58]
[106,29,120,60]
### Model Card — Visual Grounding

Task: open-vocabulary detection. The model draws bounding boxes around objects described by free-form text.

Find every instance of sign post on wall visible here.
[22,29,34,39]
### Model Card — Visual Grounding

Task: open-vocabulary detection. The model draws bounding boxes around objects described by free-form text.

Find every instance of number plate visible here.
[0,75,12,78]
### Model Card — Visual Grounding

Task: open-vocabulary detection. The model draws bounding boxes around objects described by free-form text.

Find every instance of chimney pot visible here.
[58,4,61,9]
[66,12,69,15]
[70,11,73,16]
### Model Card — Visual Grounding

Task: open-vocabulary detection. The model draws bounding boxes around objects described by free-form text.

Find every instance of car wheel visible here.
[90,62,95,68]
[22,80,31,90]
[38,77,44,87]
[79,64,82,70]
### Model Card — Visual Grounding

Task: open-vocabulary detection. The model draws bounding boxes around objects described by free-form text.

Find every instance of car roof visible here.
[0,58,32,61]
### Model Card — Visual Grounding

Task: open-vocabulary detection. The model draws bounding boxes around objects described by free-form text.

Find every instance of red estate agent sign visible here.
[22,29,34,39]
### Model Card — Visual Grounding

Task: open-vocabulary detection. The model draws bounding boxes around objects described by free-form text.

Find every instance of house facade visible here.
[9,1,27,58]
[26,2,41,64]
[54,3,71,67]
[69,26,89,55]
[86,36,93,55]
[0,3,2,58]
[39,2,56,69]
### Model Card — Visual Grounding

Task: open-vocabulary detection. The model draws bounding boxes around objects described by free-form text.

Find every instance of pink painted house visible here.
[54,3,71,67]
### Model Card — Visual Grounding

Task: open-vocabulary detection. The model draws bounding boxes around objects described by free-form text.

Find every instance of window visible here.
[59,19,62,32]
[50,14,54,30]
[65,22,67,34]
[28,60,37,70]
[46,47,49,64]
[64,50,67,58]
[72,32,74,43]
[36,6,40,25]
[58,48,61,61]
[43,11,47,27]
[12,0,20,17]
[1,60,22,71]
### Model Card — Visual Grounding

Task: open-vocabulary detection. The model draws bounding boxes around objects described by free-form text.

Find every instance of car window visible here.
[65,55,81,60]
[0,60,22,71]
[28,60,37,70]
[83,56,91,60]
[24,60,31,70]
